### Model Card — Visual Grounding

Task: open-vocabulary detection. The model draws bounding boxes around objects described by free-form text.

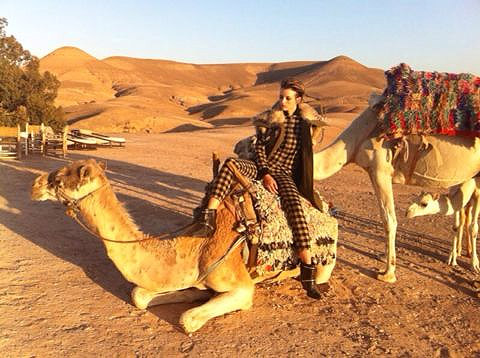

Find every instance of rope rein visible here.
[57,183,192,244]
[194,234,248,285]
[55,180,248,284]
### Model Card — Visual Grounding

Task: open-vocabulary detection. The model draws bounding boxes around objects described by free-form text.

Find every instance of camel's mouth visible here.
[405,206,420,219]
[31,170,64,202]
[405,210,416,219]
[31,174,54,201]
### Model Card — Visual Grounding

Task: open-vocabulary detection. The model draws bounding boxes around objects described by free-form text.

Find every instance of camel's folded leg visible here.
[131,287,212,310]
[252,259,336,286]
[252,268,299,284]
[315,260,336,284]
[179,259,254,334]
[179,285,254,334]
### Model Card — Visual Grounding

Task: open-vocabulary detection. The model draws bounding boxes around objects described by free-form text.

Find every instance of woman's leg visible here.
[274,173,324,299]
[274,173,311,254]
[193,158,257,237]
[208,158,258,208]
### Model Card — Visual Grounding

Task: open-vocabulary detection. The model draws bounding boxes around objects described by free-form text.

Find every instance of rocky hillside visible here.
[40,47,386,133]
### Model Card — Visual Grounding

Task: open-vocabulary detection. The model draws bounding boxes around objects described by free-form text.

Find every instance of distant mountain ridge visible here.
[40,46,386,133]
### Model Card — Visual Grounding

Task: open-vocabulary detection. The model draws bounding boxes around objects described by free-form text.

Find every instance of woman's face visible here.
[279,88,301,114]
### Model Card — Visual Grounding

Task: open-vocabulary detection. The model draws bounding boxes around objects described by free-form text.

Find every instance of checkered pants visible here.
[210,158,311,249]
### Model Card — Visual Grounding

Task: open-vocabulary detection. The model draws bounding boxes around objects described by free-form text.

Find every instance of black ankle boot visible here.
[190,209,217,238]
[300,262,324,299]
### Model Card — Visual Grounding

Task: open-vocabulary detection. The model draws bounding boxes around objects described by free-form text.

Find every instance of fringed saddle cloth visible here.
[376,63,480,139]
[223,180,338,278]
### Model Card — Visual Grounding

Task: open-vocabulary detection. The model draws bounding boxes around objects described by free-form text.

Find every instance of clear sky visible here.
[2,0,479,74]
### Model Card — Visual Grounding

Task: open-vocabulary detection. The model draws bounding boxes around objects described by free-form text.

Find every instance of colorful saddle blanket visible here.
[377,63,480,139]
[249,182,338,277]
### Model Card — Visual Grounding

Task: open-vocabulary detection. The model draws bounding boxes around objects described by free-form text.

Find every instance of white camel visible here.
[31,159,336,333]
[313,95,480,283]
[406,178,480,272]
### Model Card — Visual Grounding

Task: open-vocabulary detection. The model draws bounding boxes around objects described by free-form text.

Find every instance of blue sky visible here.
[2,0,479,74]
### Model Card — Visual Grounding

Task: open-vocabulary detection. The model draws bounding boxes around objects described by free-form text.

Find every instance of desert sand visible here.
[1,122,480,357]
[1,50,479,356]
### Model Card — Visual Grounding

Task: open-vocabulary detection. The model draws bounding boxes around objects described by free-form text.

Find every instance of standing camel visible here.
[406,178,480,271]
[313,99,480,283]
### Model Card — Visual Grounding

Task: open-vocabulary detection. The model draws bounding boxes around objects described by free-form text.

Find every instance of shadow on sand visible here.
[0,154,208,309]
[337,220,479,298]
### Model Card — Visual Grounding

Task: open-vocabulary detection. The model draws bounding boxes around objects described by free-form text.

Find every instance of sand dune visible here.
[40,47,386,133]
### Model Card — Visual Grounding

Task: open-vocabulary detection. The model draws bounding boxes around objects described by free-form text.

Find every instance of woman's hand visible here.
[262,174,278,194]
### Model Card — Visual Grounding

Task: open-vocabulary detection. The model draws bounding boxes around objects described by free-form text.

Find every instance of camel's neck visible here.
[437,196,455,216]
[79,184,144,244]
[75,183,205,291]
[78,185,154,285]
[313,107,378,180]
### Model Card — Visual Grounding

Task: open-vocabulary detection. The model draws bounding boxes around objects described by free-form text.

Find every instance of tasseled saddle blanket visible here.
[241,182,337,277]
[376,63,480,139]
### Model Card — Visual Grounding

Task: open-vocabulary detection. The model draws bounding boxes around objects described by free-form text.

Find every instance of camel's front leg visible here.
[368,168,397,283]
[448,211,462,267]
[468,199,480,272]
[465,205,474,257]
[456,208,466,257]
[179,261,254,334]
[132,287,212,309]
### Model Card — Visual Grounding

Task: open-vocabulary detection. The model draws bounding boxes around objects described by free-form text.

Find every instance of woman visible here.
[195,78,326,299]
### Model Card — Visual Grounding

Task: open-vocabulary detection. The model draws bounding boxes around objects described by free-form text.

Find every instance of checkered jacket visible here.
[252,102,327,210]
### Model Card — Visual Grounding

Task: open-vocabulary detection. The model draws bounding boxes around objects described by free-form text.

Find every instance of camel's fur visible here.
[406,179,480,272]
[313,103,480,283]
[31,159,335,333]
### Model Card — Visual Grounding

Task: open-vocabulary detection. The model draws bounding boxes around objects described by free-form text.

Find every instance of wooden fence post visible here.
[62,125,68,158]
[16,124,21,159]
[41,123,46,155]
[24,122,29,156]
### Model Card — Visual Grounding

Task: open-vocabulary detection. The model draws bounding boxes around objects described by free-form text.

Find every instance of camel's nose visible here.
[31,174,49,201]
[405,208,416,219]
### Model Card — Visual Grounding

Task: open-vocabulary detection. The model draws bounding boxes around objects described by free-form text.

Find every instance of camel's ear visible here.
[98,160,107,170]
[78,165,92,181]
[433,193,440,200]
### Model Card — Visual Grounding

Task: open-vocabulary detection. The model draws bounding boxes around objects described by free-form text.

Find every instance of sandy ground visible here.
[1,124,480,357]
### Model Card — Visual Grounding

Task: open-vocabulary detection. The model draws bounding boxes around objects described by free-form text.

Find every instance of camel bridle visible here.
[51,178,156,244]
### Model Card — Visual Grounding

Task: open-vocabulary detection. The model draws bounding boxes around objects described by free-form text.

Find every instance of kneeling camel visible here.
[31,159,335,333]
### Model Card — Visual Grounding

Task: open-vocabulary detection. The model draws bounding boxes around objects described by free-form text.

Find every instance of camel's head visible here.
[253,108,285,126]
[31,159,107,204]
[233,135,256,160]
[406,192,440,218]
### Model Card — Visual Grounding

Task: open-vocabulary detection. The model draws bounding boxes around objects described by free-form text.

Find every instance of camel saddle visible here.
[207,160,338,277]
